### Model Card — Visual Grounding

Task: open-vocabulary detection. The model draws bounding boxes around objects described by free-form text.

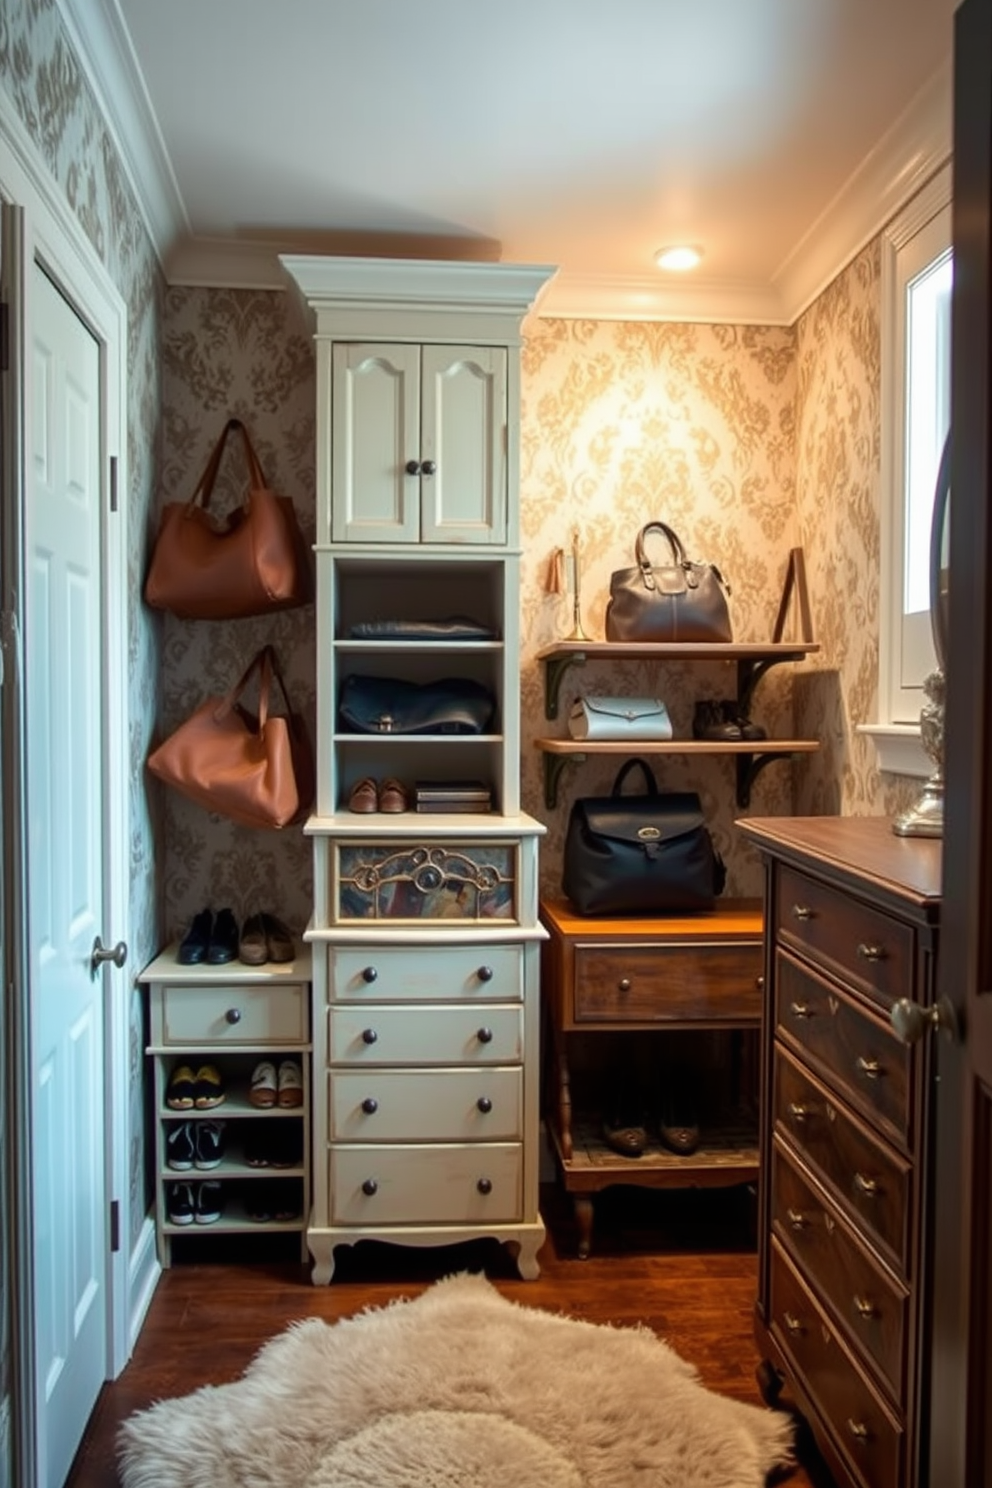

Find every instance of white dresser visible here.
[282,256,554,1283]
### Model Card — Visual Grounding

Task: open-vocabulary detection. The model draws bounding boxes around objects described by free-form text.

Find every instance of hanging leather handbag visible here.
[562,757,725,917]
[604,520,732,643]
[144,418,311,620]
[146,646,314,829]
[338,674,496,735]
[568,696,673,741]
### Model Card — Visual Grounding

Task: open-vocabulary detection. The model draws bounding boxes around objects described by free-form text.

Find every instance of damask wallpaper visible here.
[3,0,162,1254]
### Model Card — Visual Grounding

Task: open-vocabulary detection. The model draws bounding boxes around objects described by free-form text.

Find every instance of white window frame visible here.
[862,163,951,777]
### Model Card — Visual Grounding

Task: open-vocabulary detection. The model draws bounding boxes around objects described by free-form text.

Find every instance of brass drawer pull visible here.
[618,977,632,992]
[854,1171,879,1197]
[789,1001,812,1019]
[857,942,885,963]
[791,904,813,922]
[853,1295,876,1319]
[846,1419,870,1444]
[787,1102,809,1123]
[856,1055,882,1079]
[786,1208,807,1230]
[783,1311,803,1334]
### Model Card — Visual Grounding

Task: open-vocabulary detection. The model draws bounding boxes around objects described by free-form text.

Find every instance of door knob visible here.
[889,997,957,1044]
[90,936,127,973]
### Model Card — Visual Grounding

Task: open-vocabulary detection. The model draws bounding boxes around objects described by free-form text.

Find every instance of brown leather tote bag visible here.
[144,418,311,619]
[605,520,732,643]
[147,646,314,830]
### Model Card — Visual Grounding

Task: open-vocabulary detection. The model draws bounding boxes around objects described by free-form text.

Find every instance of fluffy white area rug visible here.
[118,1272,793,1488]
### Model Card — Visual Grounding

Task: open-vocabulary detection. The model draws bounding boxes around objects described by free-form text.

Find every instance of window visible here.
[869,164,951,774]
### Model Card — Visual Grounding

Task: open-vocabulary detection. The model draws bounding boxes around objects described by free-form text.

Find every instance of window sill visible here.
[857,723,930,779]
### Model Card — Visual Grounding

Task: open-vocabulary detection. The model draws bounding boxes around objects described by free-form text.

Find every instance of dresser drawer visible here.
[772,1139,908,1401]
[328,1067,523,1141]
[156,983,307,1045]
[775,866,915,1009]
[329,1003,523,1066]
[775,1049,911,1273]
[770,1240,904,1488]
[776,952,912,1146]
[328,944,522,1003]
[333,840,518,923]
[572,940,762,1025]
[330,1142,523,1224]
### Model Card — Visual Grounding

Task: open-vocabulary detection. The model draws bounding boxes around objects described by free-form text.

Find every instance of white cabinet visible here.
[282,254,555,1284]
[331,342,507,544]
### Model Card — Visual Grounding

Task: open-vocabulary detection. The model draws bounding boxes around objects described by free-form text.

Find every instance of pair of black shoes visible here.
[602,1094,701,1158]
[692,699,767,743]
[177,907,238,966]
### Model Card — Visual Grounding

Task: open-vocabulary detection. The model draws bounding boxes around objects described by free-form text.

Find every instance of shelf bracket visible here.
[735,657,781,717]
[543,652,586,720]
[543,751,585,810]
[736,751,796,809]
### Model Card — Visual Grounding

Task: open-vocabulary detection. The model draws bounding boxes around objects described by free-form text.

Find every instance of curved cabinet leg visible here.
[756,1357,784,1407]
[308,1234,337,1286]
[573,1195,594,1259]
[512,1232,544,1280]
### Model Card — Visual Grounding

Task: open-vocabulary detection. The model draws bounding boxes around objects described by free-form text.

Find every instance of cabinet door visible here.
[331,342,420,543]
[420,345,507,544]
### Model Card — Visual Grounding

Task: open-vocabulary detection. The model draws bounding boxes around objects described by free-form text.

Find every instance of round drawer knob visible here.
[477,1027,494,1044]
[618,977,631,992]
[225,1007,242,1024]
[361,1178,378,1196]
[362,1028,378,1045]
[477,1177,492,1195]
[421,459,437,476]
[477,965,494,982]
[361,1097,379,1114]
[404,459,421,476]
[477,1096,493,1113]
[362,966,379,984]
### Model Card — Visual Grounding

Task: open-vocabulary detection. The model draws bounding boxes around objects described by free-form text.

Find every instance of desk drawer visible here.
[772,1139,908,1401]
[328,943,522,1003]
[775,866,914,1009]
[329,1067,522,1141]
[330,1142,523,1224]
[770,1240,904,1488]
[775,1050,911,1273]
[157,983,307,1046]
[572,941,762,1024]
[329,1003,523,1066]
[776,952,912,1145]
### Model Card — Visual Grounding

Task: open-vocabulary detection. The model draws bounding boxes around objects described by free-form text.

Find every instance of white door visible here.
[331,341,420,543]
[26,263,108,1488]
[420,345,507,545]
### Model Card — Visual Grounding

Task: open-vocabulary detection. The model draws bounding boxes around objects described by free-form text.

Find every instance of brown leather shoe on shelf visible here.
[348,776,378,813]
[262,913,294,963]
[378,777,409,813]
[239,913,268,965]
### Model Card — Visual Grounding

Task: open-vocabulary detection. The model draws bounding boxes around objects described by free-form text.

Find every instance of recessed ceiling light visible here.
[654,245,703,272]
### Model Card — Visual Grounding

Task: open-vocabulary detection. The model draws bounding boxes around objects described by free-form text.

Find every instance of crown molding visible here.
[56,0,187,261]
[534,271,790,324]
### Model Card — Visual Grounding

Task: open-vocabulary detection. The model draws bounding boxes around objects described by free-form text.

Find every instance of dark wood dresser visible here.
[737,816,941,1488]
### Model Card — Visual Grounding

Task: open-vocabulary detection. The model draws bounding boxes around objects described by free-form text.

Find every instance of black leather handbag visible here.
[604,520,732,643]
[339,674,496,735]
[562,757,725,916]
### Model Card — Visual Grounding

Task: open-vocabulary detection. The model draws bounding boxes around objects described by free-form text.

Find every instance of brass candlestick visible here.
[564,527,590,642]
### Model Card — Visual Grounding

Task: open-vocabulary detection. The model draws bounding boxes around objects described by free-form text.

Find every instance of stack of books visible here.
[414,779,493,814]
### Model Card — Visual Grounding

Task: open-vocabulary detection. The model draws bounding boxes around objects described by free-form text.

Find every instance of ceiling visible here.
[75,0,957,321]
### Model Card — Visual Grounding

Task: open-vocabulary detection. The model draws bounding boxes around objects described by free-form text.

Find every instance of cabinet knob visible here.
[405,459,421,476]
[855,1054,882,1079]
[421,459,437,476]
[783,1311,803,1335]
[361,1028,378,1045]
[853,1171,878,1198]
[361,1178,378,1196]
[787,1102,809,1124]
[225,1007,242,1025]
[477,965,494,982]
[846,1419,870,1444]
[477,1177,492,1195]
[618,977,632,992]
[791,904,813,921]
[856,942,885,963]
[477,1096,493,1113]
[853,1295,876,1319]
[755,975,765,992]
[361,1097,378,1114]
[786,1208,807,1230]
[789,1001,812,1019]
[362,965,378,984]
[477,1027,494,1044]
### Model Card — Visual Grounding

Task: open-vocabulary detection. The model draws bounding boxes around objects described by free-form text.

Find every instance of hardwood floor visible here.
[66,1184,830,1487]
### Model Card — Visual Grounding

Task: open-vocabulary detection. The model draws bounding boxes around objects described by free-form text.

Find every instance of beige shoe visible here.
[348,776,378,813]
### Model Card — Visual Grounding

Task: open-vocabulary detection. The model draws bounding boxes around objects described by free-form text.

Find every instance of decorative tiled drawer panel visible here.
[328,943,522,1003]
[772,1137,908,1400]
[775,1049,911,1273]
[572,941,762,1025]
[775,951,912,1146]
[774,866,914,1010]
[329,1142,523,1224]
[770,1239,904,1488]
[328,1004,523,1065]
[333,841,517,922]
[328,1067,523,1141]
[157,984,307,1045]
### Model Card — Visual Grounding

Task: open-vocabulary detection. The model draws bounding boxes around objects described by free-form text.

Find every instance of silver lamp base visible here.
[892,771,944,837]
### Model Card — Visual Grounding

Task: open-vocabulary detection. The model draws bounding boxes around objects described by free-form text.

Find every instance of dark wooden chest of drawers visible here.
[737,816,941,1488]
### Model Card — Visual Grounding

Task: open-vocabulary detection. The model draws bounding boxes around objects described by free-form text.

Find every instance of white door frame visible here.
[0,82,131,1442]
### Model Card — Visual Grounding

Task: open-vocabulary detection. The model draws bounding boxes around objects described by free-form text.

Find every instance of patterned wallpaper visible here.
[3,0,162,1253]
